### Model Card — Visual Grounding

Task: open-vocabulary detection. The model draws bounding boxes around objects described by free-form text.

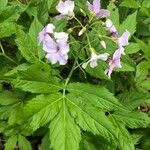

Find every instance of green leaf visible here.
[41,133,51,150]
[67,82,126,111]
[125,43,141,54]
[142,0,150,8]
[15,28,38,62]
[120,0,140,8]
[85,61,109,80]
[12,63,62,93]
[135,38,150,61]
[18,135,32,150]
[0,0,8,9]
[5,135,17,150]
[113,111,150,128]
[107,2,119,29]
[139,80,150,90]
[50,108,81,150]
[0,22,16,38]
[135,61,150,82]
[0,91,20,105]
[0,5,22,23]
[23,94,62,131]
[66,93,118,144]
[118,90,150,109]
[110,116,134,150]
[119,11,137,34]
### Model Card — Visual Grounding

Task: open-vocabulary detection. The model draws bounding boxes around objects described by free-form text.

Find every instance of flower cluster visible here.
[38,0,131,78]
[105,19,130,78]
[38,24,69,65]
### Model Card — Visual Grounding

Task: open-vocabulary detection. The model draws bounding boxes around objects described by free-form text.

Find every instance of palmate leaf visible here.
[24,82,126,150]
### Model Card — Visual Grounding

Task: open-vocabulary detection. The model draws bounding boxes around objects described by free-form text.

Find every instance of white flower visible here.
[82,51,109,69]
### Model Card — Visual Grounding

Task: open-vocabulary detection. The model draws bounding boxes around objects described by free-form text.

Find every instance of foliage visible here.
[0,0,150,150]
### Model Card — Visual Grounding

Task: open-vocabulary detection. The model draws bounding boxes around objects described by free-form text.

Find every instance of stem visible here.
[73,16,92,48]
[0,42,17,65]
[63,57,78,97]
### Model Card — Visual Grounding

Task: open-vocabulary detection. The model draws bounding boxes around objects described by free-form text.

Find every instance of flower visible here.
[38,24,55,46]
[82,51,109,69]
[56,0,75,20]
[105,19,118,37]
[87,0,110,18]
[105,30,130,78]
[38,24,70,65]
[105,48,122,78]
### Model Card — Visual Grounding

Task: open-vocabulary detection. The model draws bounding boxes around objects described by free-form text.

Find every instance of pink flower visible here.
[105,30,130,78]
[87,0,110,18]
[38,24,70,65]
[82,51,109,69]
[56,0,75,20]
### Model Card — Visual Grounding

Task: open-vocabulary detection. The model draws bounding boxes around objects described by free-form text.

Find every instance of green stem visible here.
[73,16,92,48]
[63,57,78,97]
[0,42,17,65]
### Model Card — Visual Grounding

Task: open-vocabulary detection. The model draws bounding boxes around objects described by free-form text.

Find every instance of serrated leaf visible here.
[0,6,20,22]
[5,135,17,150]
[0,0,8,9]
[107,2,119,29]
[119,11,137,34]
[41,133,51,150]
[18,135,32,150]
[15,28,38,62]
[66,93,118,144]
[67,82,126,111]
[139,80,150,90]
[28,17,44,60]
[118,90,150,109]
[135,61,150,82]
[0,91,20,105]
[50,107,81,150]
[126,43,141,54]
[110,116,134,150]
[113,111,150,128]
[12,63,62,93]
[120,0,140,8]
[0,22,16,38]
[142,0,150,8]
[24,94,62,131]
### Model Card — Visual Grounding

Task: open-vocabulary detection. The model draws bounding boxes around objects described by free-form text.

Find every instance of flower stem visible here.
[73,16,92,49]
[0,42,17,65]
[63,56,78,97]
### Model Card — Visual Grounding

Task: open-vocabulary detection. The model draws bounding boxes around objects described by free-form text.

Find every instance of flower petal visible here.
[93,0,100,13]
[118,30,130,47]
[97,9,110,18]
[56,0,74,15]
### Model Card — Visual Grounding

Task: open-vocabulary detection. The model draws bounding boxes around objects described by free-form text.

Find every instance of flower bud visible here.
[100,40,106,49]
[67,28,73,33]
[78,27,86,36]
[80,9,86,16]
